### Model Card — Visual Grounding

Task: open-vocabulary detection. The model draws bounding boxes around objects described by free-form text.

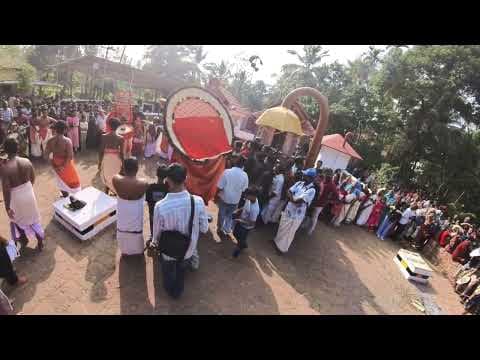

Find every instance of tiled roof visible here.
[321,133,363,160]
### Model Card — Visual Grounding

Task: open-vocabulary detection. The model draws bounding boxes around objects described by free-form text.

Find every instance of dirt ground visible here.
[0,151,466,315]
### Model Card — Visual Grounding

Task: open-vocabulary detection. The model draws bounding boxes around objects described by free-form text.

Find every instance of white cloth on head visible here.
[261,173,284,224]
[116,196,145,255]
[10,181,41,227]
[152,190,209,261]
[217,166,249,205]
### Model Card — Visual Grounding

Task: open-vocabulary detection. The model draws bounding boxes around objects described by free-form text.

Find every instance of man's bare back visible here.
[2,156,35,188]
[113,175,148,200]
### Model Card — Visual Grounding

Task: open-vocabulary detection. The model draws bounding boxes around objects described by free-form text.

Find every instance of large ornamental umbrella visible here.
[255,106,304,136]
[164,86,234,161]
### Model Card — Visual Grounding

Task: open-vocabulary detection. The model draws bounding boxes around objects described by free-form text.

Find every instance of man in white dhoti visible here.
[112,158,149,256]
[273,168,316,254]
[261,165,285,224]
[1,138,44,251]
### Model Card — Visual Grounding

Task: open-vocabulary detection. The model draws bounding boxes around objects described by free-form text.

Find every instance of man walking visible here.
[152,163,209,299]
[1,138,44,251]
[273,168,316,254]
[113,158,149,256]
[216,155,249,238]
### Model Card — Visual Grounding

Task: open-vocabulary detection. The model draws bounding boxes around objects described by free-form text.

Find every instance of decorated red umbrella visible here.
[164,87,234,203]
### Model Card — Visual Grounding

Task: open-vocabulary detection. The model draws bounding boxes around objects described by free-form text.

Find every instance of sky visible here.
[124,45,384,85]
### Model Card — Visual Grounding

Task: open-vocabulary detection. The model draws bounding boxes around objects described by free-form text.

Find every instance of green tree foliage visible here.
[143,45,202,85]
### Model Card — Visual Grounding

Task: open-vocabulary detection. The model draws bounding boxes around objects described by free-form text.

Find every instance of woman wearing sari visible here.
[356,190,375,226]
[366,195,386,231]
[99,118,124,195]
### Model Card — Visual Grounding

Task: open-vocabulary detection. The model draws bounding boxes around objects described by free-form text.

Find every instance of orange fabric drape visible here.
[171,150,226,204]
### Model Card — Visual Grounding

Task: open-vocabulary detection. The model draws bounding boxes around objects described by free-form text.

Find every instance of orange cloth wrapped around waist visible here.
[52,155,81,190]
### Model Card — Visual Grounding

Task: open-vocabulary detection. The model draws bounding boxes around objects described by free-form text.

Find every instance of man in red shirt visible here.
[305,168,338,236]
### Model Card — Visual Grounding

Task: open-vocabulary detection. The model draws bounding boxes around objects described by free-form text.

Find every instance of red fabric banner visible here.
[171,150,226,204]
[172,116,231,160]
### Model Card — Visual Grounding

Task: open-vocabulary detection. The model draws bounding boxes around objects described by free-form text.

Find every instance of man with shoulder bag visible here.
[150,163,209,299]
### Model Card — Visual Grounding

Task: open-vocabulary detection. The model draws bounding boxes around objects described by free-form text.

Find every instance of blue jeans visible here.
[376,216,391,238]
[378,221,395,240]
[217,200,237,233]
[161,256,195,299]
[233,223,250,250]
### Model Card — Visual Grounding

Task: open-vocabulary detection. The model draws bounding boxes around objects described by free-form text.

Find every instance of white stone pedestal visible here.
[53,186,117,241]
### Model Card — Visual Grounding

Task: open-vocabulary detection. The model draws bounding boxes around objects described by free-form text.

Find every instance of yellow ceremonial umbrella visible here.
[255,106,304,136]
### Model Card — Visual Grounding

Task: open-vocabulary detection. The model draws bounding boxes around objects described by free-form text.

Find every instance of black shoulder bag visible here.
[157,195,195,261]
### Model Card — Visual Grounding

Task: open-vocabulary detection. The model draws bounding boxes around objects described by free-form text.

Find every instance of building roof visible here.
[321,133,363,160]
[49,55,181,94]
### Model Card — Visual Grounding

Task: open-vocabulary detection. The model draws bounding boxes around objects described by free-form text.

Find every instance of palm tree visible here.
[203,60,232,84]
[282,45,330,87]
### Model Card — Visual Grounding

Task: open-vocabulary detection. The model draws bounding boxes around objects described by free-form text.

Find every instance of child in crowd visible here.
[232,187,260,258]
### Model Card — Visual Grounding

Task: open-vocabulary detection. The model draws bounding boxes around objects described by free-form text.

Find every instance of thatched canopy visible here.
[49,55,182,95]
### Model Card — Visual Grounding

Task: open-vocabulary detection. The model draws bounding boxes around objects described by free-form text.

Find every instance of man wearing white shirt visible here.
[0,100,14,143]
[215,155,249,237]
[274,168,317,254]
[392,204,418,240]
[95,106,106,132]
[152,163,209,299]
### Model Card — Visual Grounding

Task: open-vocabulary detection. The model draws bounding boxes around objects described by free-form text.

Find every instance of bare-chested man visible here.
[99,117,124,195]
[1,138,44,251]
[30,106,56,158]
[45,120,81,198]
[112,157,149,256]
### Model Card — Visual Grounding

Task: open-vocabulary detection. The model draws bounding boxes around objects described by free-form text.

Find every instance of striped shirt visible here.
[152,190,209,260]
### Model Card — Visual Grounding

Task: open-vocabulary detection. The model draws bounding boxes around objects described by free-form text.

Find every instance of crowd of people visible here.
[1,93,480,314]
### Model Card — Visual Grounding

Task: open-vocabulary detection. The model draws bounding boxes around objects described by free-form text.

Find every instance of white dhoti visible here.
[29,128,42,157]
[100,152,122,193]
[261,195,281,224]
[356,203,374,226]
[9,181,44,241]
[271,199,287,223]
[333,202,352,226]
[345,201,361,224]
[274,212,304,253]
[144,141,157,158]
[116,196,145,255]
